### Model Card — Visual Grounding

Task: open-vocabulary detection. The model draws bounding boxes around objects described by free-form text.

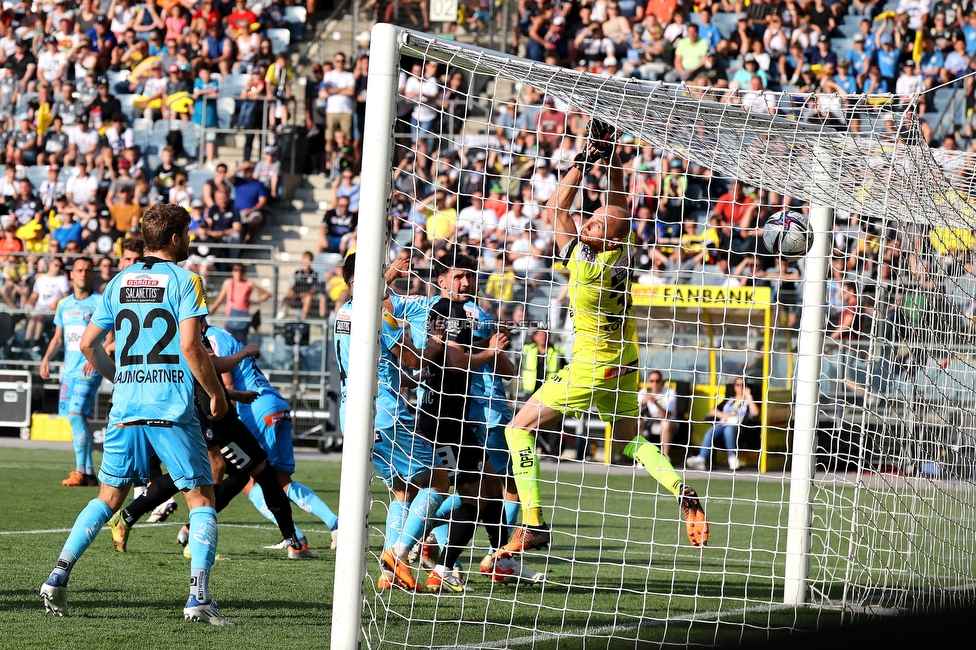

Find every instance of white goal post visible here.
[332,22,976,650]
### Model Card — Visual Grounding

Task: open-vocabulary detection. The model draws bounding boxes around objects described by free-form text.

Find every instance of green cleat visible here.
[108,511,129,553]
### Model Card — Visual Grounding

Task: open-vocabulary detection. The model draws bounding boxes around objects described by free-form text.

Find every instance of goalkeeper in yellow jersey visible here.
[496,120,709,559]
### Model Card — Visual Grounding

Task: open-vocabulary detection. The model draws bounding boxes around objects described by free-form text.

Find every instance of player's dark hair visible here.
[342,253,356,285]
[121,237,145,257]
[141,204,189,253]
[71,256,94,270]
[433,249,478,277]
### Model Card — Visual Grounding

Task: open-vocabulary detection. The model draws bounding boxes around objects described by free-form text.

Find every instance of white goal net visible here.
[332,25,976,650]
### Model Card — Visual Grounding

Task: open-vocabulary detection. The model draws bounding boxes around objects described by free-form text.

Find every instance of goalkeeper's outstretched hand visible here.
[680,485,709,547]
[587,118,617,161]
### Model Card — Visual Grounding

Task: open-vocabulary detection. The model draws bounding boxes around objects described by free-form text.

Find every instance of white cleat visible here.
[183,598,233,626]
[263,538,293,550]
[147,498,178,523]
[40,583,68,617]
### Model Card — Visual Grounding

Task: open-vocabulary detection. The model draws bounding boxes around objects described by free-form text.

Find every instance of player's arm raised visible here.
[548,155,586,254]
[181,317,228,420]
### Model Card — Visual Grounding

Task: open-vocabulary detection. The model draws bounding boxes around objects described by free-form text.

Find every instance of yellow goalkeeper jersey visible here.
[562,234,640,375]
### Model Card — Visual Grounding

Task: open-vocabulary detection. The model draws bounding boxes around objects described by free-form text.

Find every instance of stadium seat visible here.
[25,165,48,189]
[267,28,291,55]
[58,166,78,183]
[188,169,213,197]
[133,117,153,133]
[106,70,128,91]
[284,6,307,41]
[831,39,853,56]
[839,22,862,38]
[116,94,139,122]
[711,13,741,40]
[220,73,250,98]
[215,97,236,130]
[181,128,200,159]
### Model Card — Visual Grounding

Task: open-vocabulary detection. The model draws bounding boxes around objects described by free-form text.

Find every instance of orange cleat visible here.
[680,485,709,547]
[380,549,421,592]
[491,523,551,559]
[377,571,395,590]
[62,471,97,487]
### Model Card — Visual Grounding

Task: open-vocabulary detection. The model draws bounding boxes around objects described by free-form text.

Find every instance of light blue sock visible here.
[46,498,112,586]
[247,484,306,540]
[67,413,93,475]
[286,481,339,530]
[392,488,444,557]
[503,500,522,528]
[188,506,217,603]
[431,493,461,550]
[385,500,408,550]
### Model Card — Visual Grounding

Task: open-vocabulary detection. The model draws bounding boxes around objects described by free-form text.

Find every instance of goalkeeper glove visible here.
[572,149,602,174]
[587,118,617,161]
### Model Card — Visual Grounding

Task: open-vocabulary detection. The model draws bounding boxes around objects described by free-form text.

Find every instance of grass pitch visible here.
[0,447,838,649]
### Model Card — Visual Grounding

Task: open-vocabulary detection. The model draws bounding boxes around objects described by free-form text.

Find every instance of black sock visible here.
[148,455,163,482]
[121,473,178,527]
[253,463,298,542]
[213,471,250,513]
[442,502,478,570]
[479,497,506,551]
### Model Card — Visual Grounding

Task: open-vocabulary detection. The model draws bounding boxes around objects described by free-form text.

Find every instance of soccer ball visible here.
[762,210,812,260]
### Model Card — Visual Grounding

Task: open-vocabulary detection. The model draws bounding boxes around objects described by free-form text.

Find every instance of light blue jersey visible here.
[464,300,512,427]
[389,294,438,409]
[334,296,434,486]
[208,324,295,472]
[208,325,291,431]
[92,257,208,426]
[333,298,415,432]
[54,293,103,379]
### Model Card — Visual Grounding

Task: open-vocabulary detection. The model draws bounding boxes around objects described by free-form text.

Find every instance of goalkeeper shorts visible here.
[534,362,640,422]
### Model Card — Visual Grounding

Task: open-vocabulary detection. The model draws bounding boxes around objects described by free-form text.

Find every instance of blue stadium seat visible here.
[188,169,214,197]
[25,165,49,189]
[267,28,291,55]
[711,13,741,40]
[220,73,250,98]
[831,38,854,56]
[284,6,306,41]
[838,23,862,38]
[116,94,139,122]
[216,97,236,130]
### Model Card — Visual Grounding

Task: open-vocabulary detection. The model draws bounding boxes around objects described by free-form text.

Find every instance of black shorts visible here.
[427,422,486,488]
[203,416,267,475]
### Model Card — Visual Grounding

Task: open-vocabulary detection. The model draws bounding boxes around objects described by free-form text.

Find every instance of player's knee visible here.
[67,413,88,437]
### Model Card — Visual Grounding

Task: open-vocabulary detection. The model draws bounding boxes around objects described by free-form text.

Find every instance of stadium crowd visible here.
[0,0,314,351]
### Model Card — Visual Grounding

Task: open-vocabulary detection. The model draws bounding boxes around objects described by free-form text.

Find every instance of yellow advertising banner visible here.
[632,284,772,308]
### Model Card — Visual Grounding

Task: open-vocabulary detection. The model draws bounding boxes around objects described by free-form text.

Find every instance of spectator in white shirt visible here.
[455,192,498,246]
[65,160,99,207]
[104,113,135,154]
[67,118,100,168]
[401,61,440,152]
[529,160,558,202]
[322,51,356,159]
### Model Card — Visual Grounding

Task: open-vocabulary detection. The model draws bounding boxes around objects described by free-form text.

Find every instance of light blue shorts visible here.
[98,420,212,490]
[58,375,102,418]
[475,423,513,477]
[240,396,296,473]
[373,421,434,489]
